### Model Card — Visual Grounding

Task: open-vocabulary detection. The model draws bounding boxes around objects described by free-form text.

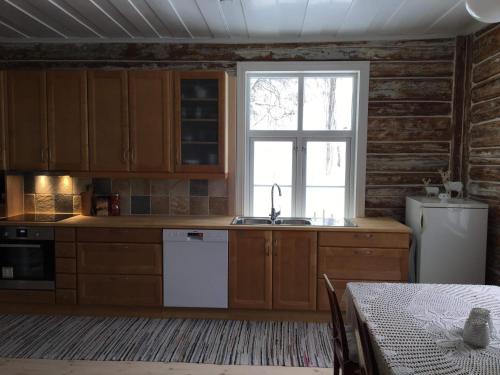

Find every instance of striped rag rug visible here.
[0,315,333,367]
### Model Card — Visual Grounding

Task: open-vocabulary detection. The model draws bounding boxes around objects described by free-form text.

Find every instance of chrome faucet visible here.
[270,183,282,223]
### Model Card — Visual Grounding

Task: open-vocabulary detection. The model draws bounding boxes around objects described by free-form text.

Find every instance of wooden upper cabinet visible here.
[229,230,272,310]
[129,71,172,172]
[0,72,6,170]
[174,71,226,174]
[273,231,317,311]
[47,70,88,171]
[7,70,48,170]
[88,71,129,171]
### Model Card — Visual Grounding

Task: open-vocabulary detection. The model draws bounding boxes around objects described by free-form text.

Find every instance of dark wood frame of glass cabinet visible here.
[173,71,226,174]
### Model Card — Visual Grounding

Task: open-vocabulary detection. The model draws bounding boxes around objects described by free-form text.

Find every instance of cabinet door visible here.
[47,70,88,171]
[229,230,272,309]
[78,274,162,307]
[129,71,172,172]
[174,71,226,173]
[88,71,129,171]
[7,70,48,170]
[273,231,317,311]
[0,72,6,169]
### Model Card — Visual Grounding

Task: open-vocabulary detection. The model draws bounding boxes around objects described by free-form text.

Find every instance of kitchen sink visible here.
[231,217,273,225]
[231,216,358,227]
[274,217,312,225]
[231,216,312,225]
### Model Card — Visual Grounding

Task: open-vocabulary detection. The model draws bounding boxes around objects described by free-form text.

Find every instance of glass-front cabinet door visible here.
[174,71,226,173]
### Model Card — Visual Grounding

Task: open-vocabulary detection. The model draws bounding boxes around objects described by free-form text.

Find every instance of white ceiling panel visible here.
[0,0,484,42]
[301,0,354,37]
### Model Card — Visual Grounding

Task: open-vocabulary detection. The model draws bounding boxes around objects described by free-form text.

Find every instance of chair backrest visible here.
[323,274,350,365]
[354,305,379,375]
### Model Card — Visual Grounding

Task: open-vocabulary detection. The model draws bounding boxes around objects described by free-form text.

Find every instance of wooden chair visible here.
[354,306,379,375]
[323,274,360,375]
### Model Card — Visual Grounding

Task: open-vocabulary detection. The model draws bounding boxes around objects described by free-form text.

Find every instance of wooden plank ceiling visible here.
[0,0,482,42]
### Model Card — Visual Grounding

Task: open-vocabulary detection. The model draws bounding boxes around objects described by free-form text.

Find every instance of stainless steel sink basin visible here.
[231,216,311,225]
[231,217,273,225]
[274,217,312,225]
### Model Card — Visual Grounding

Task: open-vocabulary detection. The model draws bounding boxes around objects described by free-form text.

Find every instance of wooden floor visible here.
[0,358,331,375]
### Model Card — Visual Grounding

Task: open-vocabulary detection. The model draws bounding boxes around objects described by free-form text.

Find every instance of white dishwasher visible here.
[163,229,228,308]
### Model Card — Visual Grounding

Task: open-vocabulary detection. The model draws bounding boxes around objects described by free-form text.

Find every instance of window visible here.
[237,62,369,219]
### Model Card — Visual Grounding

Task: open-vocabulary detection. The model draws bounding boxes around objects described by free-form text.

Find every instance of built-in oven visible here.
[0,227,55,290]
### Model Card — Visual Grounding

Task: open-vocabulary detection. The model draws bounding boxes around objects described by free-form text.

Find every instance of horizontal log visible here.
[468,182,500,201]
[368,117,451,141]
[370,61,453,78]
[0,60,237,71]
[368,102,451,117]
[472,77,500,103]
[367,155,449,172]
[469,148,500,165]
[470,122,500,148]
[366,172,442,186]
[369,79,452,101]
[474,24,500,64]
[469,166,500,181]
[473,53,500,84]
[365,195,406,209]
[367,142,450,154]
[471,98,500,124]
[366,186,424,197]
[364,208,404,222]
[0,39,456,63]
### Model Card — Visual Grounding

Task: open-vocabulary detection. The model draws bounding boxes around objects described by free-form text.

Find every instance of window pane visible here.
[306,141,347,218]
[252,141,293,216]
[306,187,345,220]
[303,76,353,131]
[254,186,292,217]
[249,77,298,130]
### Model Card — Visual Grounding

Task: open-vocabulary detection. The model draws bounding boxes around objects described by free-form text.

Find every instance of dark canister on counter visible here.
[110,193,120,216]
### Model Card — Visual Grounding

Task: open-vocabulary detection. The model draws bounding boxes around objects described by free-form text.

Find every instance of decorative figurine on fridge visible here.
[422,178,439,197]
[438,169,464,198]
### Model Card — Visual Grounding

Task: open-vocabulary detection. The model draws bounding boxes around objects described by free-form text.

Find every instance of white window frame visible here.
[236,61,369,218]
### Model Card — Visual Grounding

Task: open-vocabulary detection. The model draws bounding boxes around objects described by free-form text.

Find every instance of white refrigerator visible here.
[406,196,488,284]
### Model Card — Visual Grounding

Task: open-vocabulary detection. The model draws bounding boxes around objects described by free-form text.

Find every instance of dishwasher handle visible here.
[186,232,204,241]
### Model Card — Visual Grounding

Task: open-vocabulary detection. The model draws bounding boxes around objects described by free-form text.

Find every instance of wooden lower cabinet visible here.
[229,230,272,310]
[229,230,318,311]
[319,246,408,281]
[272,231,317,311]
[78,274,162,307]
[0,290,54,304]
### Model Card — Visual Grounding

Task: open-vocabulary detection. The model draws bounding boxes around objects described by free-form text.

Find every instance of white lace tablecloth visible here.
[345,283,500,375]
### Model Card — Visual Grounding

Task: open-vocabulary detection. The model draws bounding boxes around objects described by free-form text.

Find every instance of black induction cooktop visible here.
[0,213,77,222]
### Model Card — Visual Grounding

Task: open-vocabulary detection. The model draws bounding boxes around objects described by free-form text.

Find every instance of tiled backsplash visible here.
[22,174,228,216]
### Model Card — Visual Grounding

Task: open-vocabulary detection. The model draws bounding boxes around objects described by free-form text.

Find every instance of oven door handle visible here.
[0,244,42,248]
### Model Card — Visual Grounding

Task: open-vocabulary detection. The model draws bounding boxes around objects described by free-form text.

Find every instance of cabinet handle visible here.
[41,148,46,162]
[273,239,278,256]
[122,149,128,164]
[354,233,373,239]
[48,148,52,162]
[265,240,271,256]
[130,148,135,162]
[353,249,374,255]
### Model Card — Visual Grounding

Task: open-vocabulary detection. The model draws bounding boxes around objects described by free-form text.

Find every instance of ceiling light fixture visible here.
[466,0,500,23]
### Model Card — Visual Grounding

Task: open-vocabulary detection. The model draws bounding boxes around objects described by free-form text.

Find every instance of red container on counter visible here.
[110,193,120,216]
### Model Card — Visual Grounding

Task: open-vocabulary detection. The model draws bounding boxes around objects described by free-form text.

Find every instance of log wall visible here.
[0,38,461,222]
[463,24,500,285]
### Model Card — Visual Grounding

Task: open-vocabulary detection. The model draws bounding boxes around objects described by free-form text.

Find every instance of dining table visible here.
[344,282,500,375]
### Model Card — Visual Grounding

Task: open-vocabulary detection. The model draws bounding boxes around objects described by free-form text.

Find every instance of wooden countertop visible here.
[0,215,411,233]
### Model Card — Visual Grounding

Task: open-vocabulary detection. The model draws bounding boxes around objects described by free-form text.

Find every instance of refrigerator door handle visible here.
[420,209,424,232]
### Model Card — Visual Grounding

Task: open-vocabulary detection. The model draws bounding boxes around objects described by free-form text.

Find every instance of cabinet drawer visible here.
[77,243,162,275]
[56,258,76,273]
[0,290,55,304]
[55,242,76,258]
[319,231,409,248]
[77,228,162,243]
[55,228,75,242]
[56,273,76,289]
[78,274,162,307]
[318,247,408,281]
[56,289,77,305]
